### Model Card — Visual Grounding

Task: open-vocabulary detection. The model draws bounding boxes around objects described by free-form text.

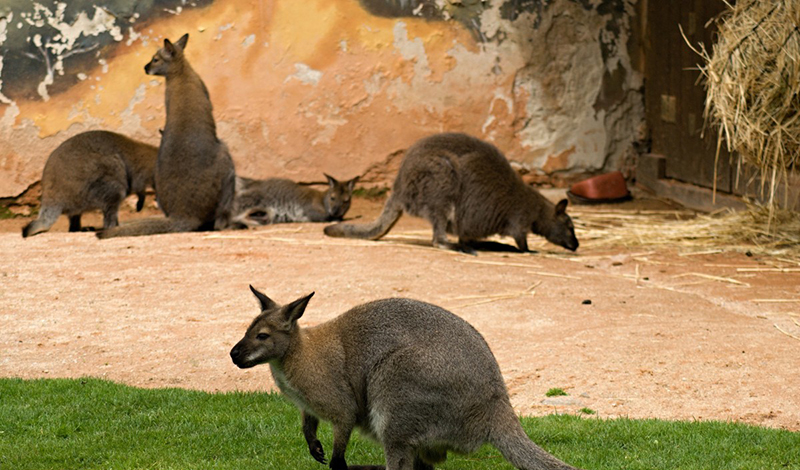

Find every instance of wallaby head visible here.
[230,286,314,369]
[144,33,189,76]
[540,199,579,252]
[323,174,359,221]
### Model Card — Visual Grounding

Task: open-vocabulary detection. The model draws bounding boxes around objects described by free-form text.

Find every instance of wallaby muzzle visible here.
[229,340,254,369]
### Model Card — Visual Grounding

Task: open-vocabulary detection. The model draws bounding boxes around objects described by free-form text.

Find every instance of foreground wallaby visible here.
[230,287,581,470]
[232,174,359,228]
[97,33,235,238]
[324,133,579,253]
[22,131,157,237]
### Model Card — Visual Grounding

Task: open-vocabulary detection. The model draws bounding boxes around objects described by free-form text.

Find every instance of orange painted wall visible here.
[0,0,643,197]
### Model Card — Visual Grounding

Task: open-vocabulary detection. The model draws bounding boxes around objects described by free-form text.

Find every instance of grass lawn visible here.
[0,378,797,469]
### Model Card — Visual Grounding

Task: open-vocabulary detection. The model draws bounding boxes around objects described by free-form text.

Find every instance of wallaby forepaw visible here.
[309,440,327,464]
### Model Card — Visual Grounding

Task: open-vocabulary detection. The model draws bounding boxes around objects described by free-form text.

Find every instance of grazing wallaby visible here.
[324,133,579,254]
[21,130,157,238]
[97,33,235,238]
[232,174,359,228]
[230,287,581,470]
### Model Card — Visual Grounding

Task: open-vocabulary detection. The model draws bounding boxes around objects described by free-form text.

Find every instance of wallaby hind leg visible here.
[21,204,62,237]
[383,443,416,470]
[430,216,475,254]
[135,191,147,212]
[214,169,235,230]
[68,214,83,232]
[412,456,434,470]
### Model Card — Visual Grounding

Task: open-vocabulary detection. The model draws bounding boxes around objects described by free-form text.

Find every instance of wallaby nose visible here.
[230,347,240,361]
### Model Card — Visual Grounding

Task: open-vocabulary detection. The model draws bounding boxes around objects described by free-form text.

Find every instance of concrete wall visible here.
[0,0,643,198]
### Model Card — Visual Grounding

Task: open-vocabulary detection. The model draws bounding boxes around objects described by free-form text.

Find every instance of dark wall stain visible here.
[0,0,212,101]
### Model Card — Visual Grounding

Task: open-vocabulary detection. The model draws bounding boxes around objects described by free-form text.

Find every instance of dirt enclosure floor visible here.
[2,192,799,432]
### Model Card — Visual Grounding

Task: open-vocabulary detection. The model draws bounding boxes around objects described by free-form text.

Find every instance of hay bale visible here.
[689,0,800,217]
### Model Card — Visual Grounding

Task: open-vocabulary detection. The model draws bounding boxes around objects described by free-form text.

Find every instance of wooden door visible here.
[645,0,732,191]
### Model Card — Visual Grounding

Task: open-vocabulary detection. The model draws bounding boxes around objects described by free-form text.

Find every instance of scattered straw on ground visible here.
[569,206,800,257]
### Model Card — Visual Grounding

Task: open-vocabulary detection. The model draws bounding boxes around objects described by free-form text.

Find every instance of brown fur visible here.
[232,174,358,227]
[97,33,235,239]
[231,287,581,470]
[22,130,156,237]
[324,133,578,254]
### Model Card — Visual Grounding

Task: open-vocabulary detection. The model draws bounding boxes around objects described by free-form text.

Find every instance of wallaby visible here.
[97,33,235,238]
[324,133,579,254]
[230,287,582,470]
[21,130,157,238]
[232,174,359,228]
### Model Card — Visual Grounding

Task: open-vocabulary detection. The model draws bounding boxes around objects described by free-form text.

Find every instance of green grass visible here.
[353,186,389,200]
[546,387,568,397]
[1,378,798,470]
[0,204,20,219]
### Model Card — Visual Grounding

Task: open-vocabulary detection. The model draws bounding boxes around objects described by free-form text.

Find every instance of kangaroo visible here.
[230,287,582,470]
[21,130,157,238]
[232,174,359,228]
[324,133,579,254]
[97,33,235,238]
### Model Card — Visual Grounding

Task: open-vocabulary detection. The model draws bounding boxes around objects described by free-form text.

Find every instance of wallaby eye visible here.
[256,333,269,340]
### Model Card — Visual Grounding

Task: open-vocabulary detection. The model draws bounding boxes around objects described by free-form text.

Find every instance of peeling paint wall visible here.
[0,0,642,198]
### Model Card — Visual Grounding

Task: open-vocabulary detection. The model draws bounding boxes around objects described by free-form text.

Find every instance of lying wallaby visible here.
[230,287,581,470]
[324,133,579,253]
[21,130,157,238]
[232,174,359,228]
[97,33,235,238]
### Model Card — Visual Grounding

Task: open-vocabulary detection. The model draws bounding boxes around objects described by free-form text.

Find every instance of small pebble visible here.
[582,299,592,305]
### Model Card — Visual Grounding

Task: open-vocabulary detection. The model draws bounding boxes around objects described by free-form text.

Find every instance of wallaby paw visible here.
[329,456,347,470]
[451,243,477,256]
[309,440,327,464]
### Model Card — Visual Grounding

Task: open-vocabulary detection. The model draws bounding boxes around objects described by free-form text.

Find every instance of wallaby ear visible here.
[284,292,315,323]
[324,173,337,188]
[175,33,189,51]
[163,38,175,57]
[347,176,359,191]
[555,198,568,215]
[249,285,277,311]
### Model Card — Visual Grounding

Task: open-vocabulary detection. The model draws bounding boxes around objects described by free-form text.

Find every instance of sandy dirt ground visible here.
[1,192,799,431]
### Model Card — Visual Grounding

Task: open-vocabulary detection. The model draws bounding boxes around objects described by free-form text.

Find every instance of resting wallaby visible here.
[230,287,581,470]
[21,130,157,238]
[97,33,235,238]
[324,133,579,254]
[232,174,359,228]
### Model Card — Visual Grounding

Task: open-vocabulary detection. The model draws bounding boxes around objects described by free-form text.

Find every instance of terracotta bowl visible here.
[567,171,631,204]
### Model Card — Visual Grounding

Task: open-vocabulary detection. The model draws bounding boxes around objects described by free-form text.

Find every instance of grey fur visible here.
[21,130,156,238]
[232,174,358,228]
[231,289,581,470]
[97,33,235,239]
[324,133,579,253]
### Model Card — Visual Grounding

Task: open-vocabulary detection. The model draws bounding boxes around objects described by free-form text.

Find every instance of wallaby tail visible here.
[490,412,580,470]
[96,217,201,239]
[323,194,402,240]
[22,204,62,238]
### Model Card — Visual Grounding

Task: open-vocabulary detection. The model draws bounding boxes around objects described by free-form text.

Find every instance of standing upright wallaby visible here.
[231,287,582,470]
[232,174,359,228]
[97,33,235,239]
[21,130,157,238]
[324,133,579,254]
